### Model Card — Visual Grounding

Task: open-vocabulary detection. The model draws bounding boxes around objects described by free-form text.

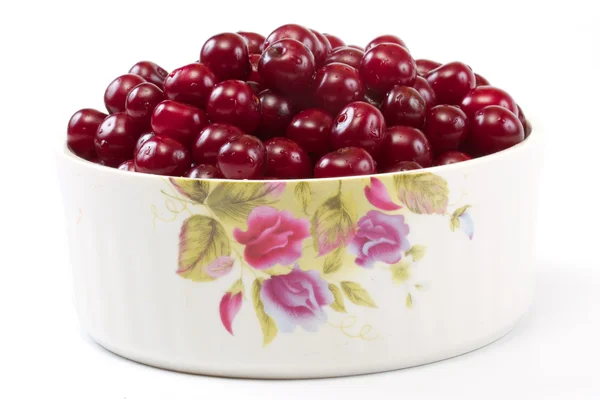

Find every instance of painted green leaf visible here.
[177,215,230,281]
[252,278,278,346]
[452,204,471,218]
[393,173,449,215]
[170,178,210,204]
[323,247,343,274]
[450,216,460,232]
[228,279,244,295]
[406,293,413,309]
[311,189,356,256]
[406,245,427,262]
[340,281,377,308]
[328,284,347,313]
[391,259,412,284]
[294,182,312,215]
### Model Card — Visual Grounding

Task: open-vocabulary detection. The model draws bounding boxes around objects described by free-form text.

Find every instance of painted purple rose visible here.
[349,210,410,267]
[260,266,334,332]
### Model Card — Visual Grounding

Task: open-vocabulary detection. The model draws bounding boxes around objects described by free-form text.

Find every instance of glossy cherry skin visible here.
[413,76,437,109]
[331,101,387,157]
[311,29,332,58]
[423,105,469,153]
[94,112,141,167]
[286,108,333,157]
[323,33,345,50]
[434,151,472,166]
[117,160,136,171]
[129,61,168,89]
[460,85,518,119]
[134,136,191,176]
[104,74,146,114]
[517,104,532,138]
[264,137,312,179]
[258,39,316,95]
[248,54,262,85]
[470,105,524,155]
[192,123,244,165]
[314,147,376,178]
[206,80,260,133]
[359,43,416,95]
[475,73,490,86]
[381,161,422,173]
[325,46,364,69]
[257,89,294,139]
[381,86,426,128]
[217,134,266,179]
[134,131,154,154]
[366,34,407,51]
[67,108,108,160]
[237,31,265,54]
[426,62,476,105]
[313,63,365,115]
[164,62,217,109]
[378,126,432,168]
[264,24,326,67]
[200,32,250,81]
[416,59,441,77]
[125,83,165,127]
[151,100,208,147]
[185,164,223,179]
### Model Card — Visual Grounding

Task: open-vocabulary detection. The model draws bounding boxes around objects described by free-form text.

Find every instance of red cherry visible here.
[192,123,244,165]
[359,43,416,95]
[217,134,266,179]
[200,32,250,81]
[381,86,426,128]
[416,59,441,77]
[67,108,108,160]
[366,34,408,51]
[323,33,345,50]
[134,136,191,176]
[460,85,518,119]
[104,74,146,114]
[381,161,422,173]
[325,46,364,69]
[286,108,333,157]
[117,160,136,172]
[257,89,294,139]
[248,54,263,85]
[264,137,312,179]
[129,61,169,89]
[426,62,476,105]
[247,81,262,95]
[258,39,316,95]
[475,73,490,86]
[134,132,154,154]
[378,126,432,168]
[363,90,383,108]
[331,101,387,157]
[185,164,223,179]
[311,29,332,56]
[151,100,208,147]
[314,147,376,178]
[423,105,469,153]
[434,151,472,166]
[164,63,217,109]
[413,76,437,109]
[125,83,165,127]
[264,24,326,67]
[470,105,524,155]
[95,112,141,167]
[517,104,532,138]
[237,31,266,54]
[313,63,365,115]
[206,80,260,133]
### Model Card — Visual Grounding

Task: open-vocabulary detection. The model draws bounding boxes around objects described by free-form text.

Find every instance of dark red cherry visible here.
[129,61,168,89]
[325,46,364,69]
[104,74,146,114]
[237,31,265,54]
[258,38,316,95]
[475,73,490,86]
[323,33,345,50]
[134,136,191,176]
[517,104,532,138]
[125,83,165,127]
[200,32,250,81]
[378,126,432,168]
[117,160,136,172]
[423,105,469,153]
[434,151,472,166]
[94,112,141,167]
[359,43,416,95]
[381,161,422,173]
[314,147,376,178]
[217,134,266,179]
[416,59,441,77]
[381,86,426,128]
[206,80,260,133]
[366,34,407,51]
[192,123,244,165]
[247,81,262,94]
[331,101,387,157]
[313,63,365,115]
[311,29,332,58]
[67,108,108,160]
[413,76,437,109]
[248,54,262,85]
[151,100,208,147]
[185,164,223,179]
[164,63,217,109]
[460,85,518,119]
[470,105,524,155]
[264,137,312,179]
[134,131,154,154]
[426,62,476,105]
[257,89,294,139]
[264,24,326,67]
[286,108,333,157]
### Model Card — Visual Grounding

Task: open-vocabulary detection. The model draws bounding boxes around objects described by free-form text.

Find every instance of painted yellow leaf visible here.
[393,173,449,215]
[406,245,427,262]
[294,182,312,215]
[323,247,343,274]
[391,259,412,284]
[406,293,413,308]
[228,279,244,295]
[252,278,278,346]
[450,216,460,231]
[328,284,347,313]
[177,215,230,281]
[452,204,471,218]
[311,189,356,256]
[170,178,210,203]
[340,281,377,308]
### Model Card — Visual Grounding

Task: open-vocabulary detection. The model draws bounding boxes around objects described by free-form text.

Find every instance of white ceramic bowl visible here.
[57,130,541,378]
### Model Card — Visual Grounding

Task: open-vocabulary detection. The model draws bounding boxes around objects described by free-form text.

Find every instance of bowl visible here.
[57,129,542,379]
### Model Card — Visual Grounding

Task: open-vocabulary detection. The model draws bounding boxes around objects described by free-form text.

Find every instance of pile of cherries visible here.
[67,24,531,179]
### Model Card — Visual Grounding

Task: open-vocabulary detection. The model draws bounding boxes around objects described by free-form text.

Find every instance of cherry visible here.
[416,59,441,77]
[257,89,294,139]
[258,39,316,95]
[413,76,437,109]
[264,24,326,67]
[185,164,223,179]
[359,43,416,95]
[135,131,154,154]
[517,104,532,138]
[151,100,208,147]
[426,61,476,105]
[363,90,383,108]
[325,46,364,69]
[475,73,490,86]
[381,161,422,173]
[286,108,333,157]
[314,147,376,178]
[366,34,408,51]
[460,85,518,118]
[94,112,141,167]
[247,81,262,95]
[378,126,432,168]
[135,136,191,176]
[67,108,108,160]
[237,31,265,54]
[206,80,260,133]
[164,62,217,109]
[104,74,146,114]
[423,105,469,153]
[264,137,312,179]
[125,82,165,127]
[129,61,169,89]
[200,33,250,81]
[331,101,387,157]
[192,123,244,165]
[434,151,472,166]
[311,29,332,58]
[117,160,136,172]
[381,86,426,128]
[248,54,262,85]
[313,63,365,115]
[217,134,266,179]
[323,33,345,50]
[470,105,524,155]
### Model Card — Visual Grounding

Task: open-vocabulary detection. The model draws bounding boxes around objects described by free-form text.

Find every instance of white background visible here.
[1,0,599,398]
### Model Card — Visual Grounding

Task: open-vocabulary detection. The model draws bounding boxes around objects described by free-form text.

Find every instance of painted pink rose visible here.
[260,266,334,332]
[233,206,310,270]
[349,210,410,268]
